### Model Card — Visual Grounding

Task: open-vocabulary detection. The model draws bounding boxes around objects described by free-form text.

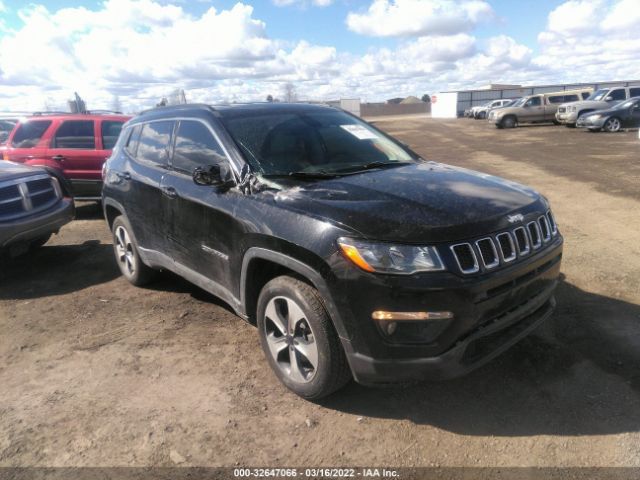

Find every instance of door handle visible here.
[51,155,65,162]
[162,186,178,199]
[116,171,131,181]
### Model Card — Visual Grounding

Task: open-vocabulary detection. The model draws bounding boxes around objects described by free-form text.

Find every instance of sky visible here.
[0,0,639,112]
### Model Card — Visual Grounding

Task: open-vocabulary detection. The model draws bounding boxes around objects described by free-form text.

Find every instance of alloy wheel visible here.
[604,117,621,132]
[114,225,136,277]
[263,296,318,383]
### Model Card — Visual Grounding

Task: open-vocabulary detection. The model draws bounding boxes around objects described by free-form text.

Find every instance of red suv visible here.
[2,113,130,200]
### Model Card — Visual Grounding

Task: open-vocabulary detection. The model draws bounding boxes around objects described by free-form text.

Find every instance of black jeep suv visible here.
[102,103,563,399]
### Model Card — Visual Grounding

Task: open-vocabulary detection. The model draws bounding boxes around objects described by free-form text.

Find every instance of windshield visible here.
[219,109,415,176]
[588,89,609,101]
[511,97,527,107]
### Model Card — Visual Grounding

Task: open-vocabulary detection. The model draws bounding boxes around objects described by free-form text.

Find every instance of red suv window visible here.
[11,120,52,148]
[53,120,95,149]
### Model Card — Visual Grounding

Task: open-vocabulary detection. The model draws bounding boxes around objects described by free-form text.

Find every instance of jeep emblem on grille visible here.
[507,213,524,223]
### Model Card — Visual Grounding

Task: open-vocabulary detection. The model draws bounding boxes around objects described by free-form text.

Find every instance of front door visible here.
[162,119,240,292]
[521,96,544,122]
[625,100,640,128]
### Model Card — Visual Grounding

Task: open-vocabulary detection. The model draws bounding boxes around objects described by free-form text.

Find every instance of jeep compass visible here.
[102,103,563,399]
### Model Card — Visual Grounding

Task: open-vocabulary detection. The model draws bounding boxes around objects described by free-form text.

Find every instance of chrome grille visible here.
[449,211,559,275]
[450,243,479,274]
[0,174,60,221]
[475,238,499,269]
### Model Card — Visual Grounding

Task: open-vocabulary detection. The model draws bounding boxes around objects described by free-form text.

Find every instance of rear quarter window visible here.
[11,120,52,148]
[101,121,124,150]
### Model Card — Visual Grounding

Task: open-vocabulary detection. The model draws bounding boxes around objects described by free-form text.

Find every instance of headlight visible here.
[588,114,601,120]
[337,237,445,274]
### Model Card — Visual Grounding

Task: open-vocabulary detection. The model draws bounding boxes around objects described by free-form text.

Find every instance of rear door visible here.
[125,120,175,253]
[161,119,239,290]
[46,119,105,196]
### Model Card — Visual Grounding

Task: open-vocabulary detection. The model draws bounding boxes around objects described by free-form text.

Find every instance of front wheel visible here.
[501,116,517,128]
[603,117,622,132]
[257,276,351,399]
[111,216,157,286]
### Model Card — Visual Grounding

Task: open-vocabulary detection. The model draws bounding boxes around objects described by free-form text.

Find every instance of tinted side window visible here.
[526,97,541,106]
[101,121,124,150]
[629,87,640,97]
[582,92,591,100]
[11,120,52,148]
[564,94,579,102]
[608,89,626,101]
[0,119,16,145]
[172,121,226,174]
[53,120,95,149]
[547,95,564,104]
[137,121,174,166]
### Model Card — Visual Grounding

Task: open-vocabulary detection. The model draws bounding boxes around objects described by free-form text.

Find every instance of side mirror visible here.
[193,164,234,189]
[605,96,614,102]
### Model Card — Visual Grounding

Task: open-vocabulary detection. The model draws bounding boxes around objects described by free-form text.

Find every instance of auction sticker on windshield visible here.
[340,124,379,140]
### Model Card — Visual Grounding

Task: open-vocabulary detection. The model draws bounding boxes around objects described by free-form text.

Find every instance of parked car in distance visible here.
[576,96,640,132]
[2,112,130,200]
[466,101,491,118]
[473,99,513,119]
[556,85,640,127]
[493,88,593,128]
[103,103,563,399]
[0,161,74,257]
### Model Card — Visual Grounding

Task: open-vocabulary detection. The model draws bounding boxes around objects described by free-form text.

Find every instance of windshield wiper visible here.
[262,171,341,179]
[333,161,412,174]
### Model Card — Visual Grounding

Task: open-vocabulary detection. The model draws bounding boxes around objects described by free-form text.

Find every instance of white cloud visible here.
[0,0,638,113]
[535,0,640,82]
[346,0,493,37]
[273,0,333,7]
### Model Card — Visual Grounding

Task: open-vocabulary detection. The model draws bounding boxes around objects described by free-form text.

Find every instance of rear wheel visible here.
[111,216,157,286]
[257,276,351,399]
[603,117,622,132]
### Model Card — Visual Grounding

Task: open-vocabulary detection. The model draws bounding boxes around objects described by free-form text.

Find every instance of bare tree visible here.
[283,83,297,103]
[266,94,274,103]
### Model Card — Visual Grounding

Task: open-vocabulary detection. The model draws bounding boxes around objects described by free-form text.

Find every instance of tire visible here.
[565,123,576,128]
[501,116,517,128]
[257,276,351,399]
[552,119,561,125]
[111,215,157,286]
[478,111,486,120]
[603,117,622,133]
[30,234,52,250]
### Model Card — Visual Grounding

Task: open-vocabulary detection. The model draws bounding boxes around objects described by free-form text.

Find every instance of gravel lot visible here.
[1,117,640,469]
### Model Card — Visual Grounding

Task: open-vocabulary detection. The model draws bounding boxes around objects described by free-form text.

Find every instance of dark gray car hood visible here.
[0,161,46,182]
[266,162,547,243]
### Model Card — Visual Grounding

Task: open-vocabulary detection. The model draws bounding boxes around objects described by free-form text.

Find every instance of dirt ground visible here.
[1,117,640,469]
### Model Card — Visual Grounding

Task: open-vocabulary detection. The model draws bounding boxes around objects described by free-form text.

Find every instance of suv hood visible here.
[561,100,609,110]
[267,162,546,243]
[0,161,46,182]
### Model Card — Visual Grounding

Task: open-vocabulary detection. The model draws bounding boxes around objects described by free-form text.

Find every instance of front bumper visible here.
[331,237,563,385]
[555,111,578,124]
[0,197,75,249]
[576,115,605,129]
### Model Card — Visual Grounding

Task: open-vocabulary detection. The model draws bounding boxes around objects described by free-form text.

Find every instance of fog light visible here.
[386,321,397,335]
[372,310,454,344]
[371,311,454,321]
